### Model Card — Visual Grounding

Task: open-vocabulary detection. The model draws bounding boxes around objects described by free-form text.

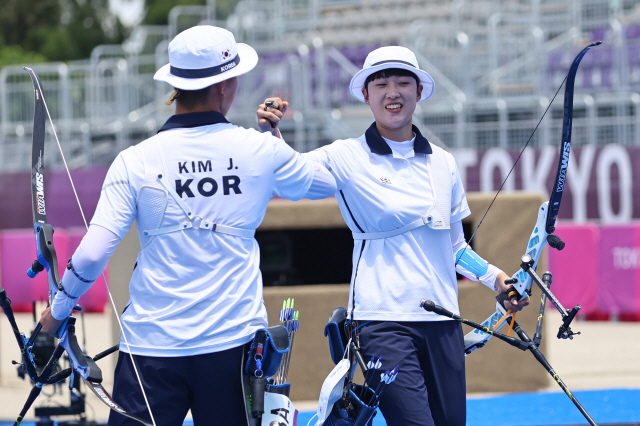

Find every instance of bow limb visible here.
[19,67,157,426]
[508,41,601,299]
[26,68,63,305]
[460,42,601,355]
[546,42,602,233]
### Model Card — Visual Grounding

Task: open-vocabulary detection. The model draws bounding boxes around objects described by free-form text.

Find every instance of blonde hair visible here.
[165,89,181,105]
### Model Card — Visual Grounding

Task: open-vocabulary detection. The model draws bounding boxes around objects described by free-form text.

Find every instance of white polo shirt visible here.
[90,111,314,356]
[304,123,470,322]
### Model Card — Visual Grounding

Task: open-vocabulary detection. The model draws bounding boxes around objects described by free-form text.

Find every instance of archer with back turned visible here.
[36,25,336,426]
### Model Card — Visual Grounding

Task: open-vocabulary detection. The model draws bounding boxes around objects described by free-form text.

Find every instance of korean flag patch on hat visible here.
[349,46,435,103]
[154,26,258,91]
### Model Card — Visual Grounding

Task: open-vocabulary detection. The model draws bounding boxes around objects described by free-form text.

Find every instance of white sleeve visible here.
[304,162,337,199]
[450,220,503,291]
[272,137,314,200]
[50,225,121,320]
[303,140,355,191]
[447,154,471,222]
[90,152,139,239]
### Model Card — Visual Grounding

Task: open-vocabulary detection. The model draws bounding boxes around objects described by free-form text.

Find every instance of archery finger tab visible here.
[495,292,517,310]
[264,100,280,111]
[264,101,279,128]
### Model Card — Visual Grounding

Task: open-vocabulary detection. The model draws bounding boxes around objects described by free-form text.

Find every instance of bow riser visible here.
[463,202,549,354]
[508,202,550,297]
[32,223,63,299]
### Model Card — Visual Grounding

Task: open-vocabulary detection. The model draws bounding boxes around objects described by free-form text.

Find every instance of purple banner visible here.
[452,145,640,223]
[0,167,108,229]
[0,145,639,228]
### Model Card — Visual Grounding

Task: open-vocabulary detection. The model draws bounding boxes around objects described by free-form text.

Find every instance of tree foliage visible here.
[143,0,239,25]
[0,0,240,68]
[0,0,127,66]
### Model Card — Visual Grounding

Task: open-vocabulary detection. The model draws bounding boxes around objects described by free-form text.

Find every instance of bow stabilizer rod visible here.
[420,299,532,351]
[420,299,598,426]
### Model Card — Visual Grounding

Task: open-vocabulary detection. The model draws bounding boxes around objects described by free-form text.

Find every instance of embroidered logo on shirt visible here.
[380,177,392,185]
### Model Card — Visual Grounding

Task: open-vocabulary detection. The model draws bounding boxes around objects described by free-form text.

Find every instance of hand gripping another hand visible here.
[257,97,288,136]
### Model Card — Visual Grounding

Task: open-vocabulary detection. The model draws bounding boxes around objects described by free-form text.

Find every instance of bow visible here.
[0,68,155,426]
[424,42,604,426]
[458,41,601,354]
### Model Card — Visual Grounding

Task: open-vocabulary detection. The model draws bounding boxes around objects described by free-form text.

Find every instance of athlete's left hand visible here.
[39,306,66,336]
[494,272,530,312]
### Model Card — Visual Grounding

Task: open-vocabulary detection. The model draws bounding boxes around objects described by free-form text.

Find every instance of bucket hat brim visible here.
[154,43,258,91]
[349,61,435,103]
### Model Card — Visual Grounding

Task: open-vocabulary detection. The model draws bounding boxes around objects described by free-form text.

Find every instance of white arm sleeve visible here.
[304,162,337,199]
[450,220,503,291]
[50,225,121,320]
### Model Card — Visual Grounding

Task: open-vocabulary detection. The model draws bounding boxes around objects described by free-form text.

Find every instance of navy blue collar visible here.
[158,111,229,133]
[364,122,432,155]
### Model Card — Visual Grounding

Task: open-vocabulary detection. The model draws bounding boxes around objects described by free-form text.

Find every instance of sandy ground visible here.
[1,309,638,423]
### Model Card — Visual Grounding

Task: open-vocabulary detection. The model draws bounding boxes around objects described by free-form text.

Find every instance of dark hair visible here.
[364,68,420,91]
[174,86,212,109]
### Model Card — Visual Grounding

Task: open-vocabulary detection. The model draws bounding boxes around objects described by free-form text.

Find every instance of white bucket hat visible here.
[154,26,258,90]
[349,46,435,103]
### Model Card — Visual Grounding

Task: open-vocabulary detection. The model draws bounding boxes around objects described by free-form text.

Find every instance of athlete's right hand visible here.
[257,97,288,135]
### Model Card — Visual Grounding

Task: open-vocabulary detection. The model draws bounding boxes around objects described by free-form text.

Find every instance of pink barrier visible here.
[0,228,71,312]
[548,223,600,316]
[599,225,640,315]
[0,228,107,313]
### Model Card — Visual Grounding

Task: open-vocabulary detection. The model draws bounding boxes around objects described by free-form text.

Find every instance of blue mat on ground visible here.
[297,389,640,425]
[1,388,638,426]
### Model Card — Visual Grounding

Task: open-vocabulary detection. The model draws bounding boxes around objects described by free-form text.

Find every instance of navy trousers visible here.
[107,345,247,426]
[357,320,466,426]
